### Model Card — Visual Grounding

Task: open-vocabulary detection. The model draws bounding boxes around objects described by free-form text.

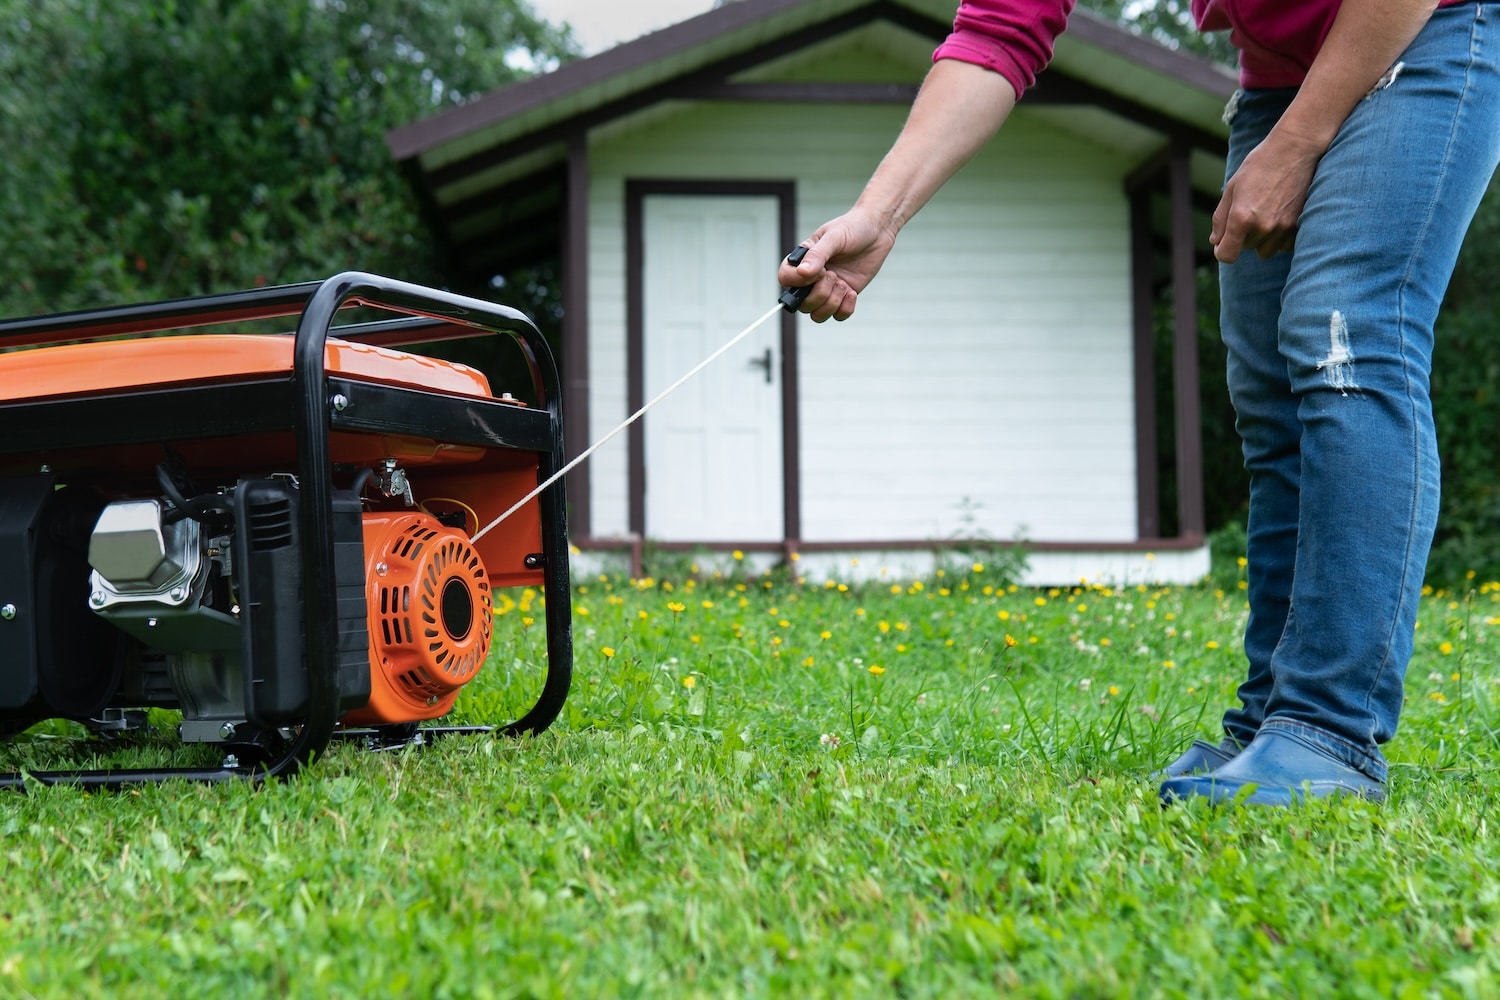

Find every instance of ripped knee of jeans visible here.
[1315,309,1359,395]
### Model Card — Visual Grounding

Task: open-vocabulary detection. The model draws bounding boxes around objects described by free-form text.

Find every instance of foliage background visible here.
[0,0,576,316]
[3,0,1498,582]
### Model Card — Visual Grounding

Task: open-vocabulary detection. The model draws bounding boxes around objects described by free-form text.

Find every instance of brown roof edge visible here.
[386,0,817,161]
[1062,8,1238,97]
[387,1,1238,163]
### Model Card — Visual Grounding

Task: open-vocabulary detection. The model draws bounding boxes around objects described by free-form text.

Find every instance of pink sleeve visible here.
[932,0,1077,97]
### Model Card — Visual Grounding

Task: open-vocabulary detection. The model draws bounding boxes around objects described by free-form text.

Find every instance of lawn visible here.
[3,555,1500,997]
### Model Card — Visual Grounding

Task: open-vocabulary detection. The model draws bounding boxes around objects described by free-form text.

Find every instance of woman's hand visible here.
[776,208,897,322]
[1210,132,1323,262]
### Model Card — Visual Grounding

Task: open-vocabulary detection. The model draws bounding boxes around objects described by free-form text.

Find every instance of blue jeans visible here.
[1217,4,1500,782]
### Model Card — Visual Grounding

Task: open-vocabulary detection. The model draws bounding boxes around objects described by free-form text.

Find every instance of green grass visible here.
[5,561,1500,997]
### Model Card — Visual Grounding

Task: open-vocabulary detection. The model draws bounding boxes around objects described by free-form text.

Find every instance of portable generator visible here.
[0,273,571,788]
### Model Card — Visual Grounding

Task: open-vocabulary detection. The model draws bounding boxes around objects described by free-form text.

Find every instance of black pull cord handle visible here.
[778,246,812,313]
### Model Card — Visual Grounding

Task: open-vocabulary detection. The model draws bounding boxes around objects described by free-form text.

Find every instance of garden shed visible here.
[387,0,1237,584]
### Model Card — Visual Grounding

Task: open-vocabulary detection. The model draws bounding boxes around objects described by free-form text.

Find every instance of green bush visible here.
[1428,182,1500,584]
[0,0,577,318]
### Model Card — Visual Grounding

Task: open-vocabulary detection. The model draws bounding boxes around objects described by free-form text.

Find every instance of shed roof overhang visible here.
[387,0,1237,277]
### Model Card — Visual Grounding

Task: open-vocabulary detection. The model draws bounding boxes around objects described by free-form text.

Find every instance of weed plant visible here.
[3,558,1500,997]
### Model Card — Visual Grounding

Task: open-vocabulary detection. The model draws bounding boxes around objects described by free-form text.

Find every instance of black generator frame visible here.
[0,272,572,789]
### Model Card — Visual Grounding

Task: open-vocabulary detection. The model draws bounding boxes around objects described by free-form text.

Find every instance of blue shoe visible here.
[1148,738,1243,781]
[1158,728,1385,807]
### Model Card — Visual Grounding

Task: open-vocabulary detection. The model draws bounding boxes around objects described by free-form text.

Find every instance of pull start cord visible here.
[471,303,783,543]
[470,248,812,545]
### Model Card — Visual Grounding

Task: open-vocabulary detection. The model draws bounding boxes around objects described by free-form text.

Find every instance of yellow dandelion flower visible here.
[1163,660,1175,669]
[638,610,649,620]
[1440,641,1454,655]
[868,665,886,675]
[683,675,696,689]
[997,610,1010,621]
[1430,691,1446,702]
[702,600,715,609]
[820,630,832,640]
[1206,640,1220,650]
[668,601,686,613]
[972,562,985,574]
[521,616,535,627]
[601,646,615,658]
[1108,685,1120,696]
[1034,597,1047,607]
[803,655,815,666]
[690,635,701,644]
[1004,634,1018,648]
[733,550,744,561]
[878,621,891,633]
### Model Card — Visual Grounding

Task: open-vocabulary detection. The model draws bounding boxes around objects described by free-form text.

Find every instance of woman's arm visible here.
[777,58,1017,321]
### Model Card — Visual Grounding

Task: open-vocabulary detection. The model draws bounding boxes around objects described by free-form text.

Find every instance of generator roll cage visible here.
[0,272,572,789]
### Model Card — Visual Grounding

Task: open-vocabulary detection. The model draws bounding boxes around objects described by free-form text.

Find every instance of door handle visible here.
[747,348,773,385]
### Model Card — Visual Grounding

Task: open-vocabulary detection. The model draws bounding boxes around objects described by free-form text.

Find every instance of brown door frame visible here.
[624,179,801,549]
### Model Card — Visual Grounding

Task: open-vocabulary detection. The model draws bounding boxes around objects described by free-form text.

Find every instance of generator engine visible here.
[0,464,492,750]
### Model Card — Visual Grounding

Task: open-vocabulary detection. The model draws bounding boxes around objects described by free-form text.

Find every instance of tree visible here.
[0,0,578,318]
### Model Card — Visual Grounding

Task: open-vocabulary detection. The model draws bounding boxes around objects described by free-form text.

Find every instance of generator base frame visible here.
[0,272,572,789]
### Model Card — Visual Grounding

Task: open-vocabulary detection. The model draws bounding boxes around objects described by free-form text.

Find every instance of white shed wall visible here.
[584,97,1138,547]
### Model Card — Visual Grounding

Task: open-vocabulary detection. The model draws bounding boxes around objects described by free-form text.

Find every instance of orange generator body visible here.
[0,273,572,788]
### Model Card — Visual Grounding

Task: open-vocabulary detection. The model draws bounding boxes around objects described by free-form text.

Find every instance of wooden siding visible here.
[585,97,1136,545]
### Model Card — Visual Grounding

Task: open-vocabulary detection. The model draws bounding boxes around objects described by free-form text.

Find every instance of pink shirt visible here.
[935,0,1471,93]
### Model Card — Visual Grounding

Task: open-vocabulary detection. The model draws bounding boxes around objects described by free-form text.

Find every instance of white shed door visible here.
[642,194,783,542]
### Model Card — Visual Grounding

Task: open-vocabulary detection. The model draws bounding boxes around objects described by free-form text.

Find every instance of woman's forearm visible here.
[1269,0,1439,158]
[852,58,1018,240]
